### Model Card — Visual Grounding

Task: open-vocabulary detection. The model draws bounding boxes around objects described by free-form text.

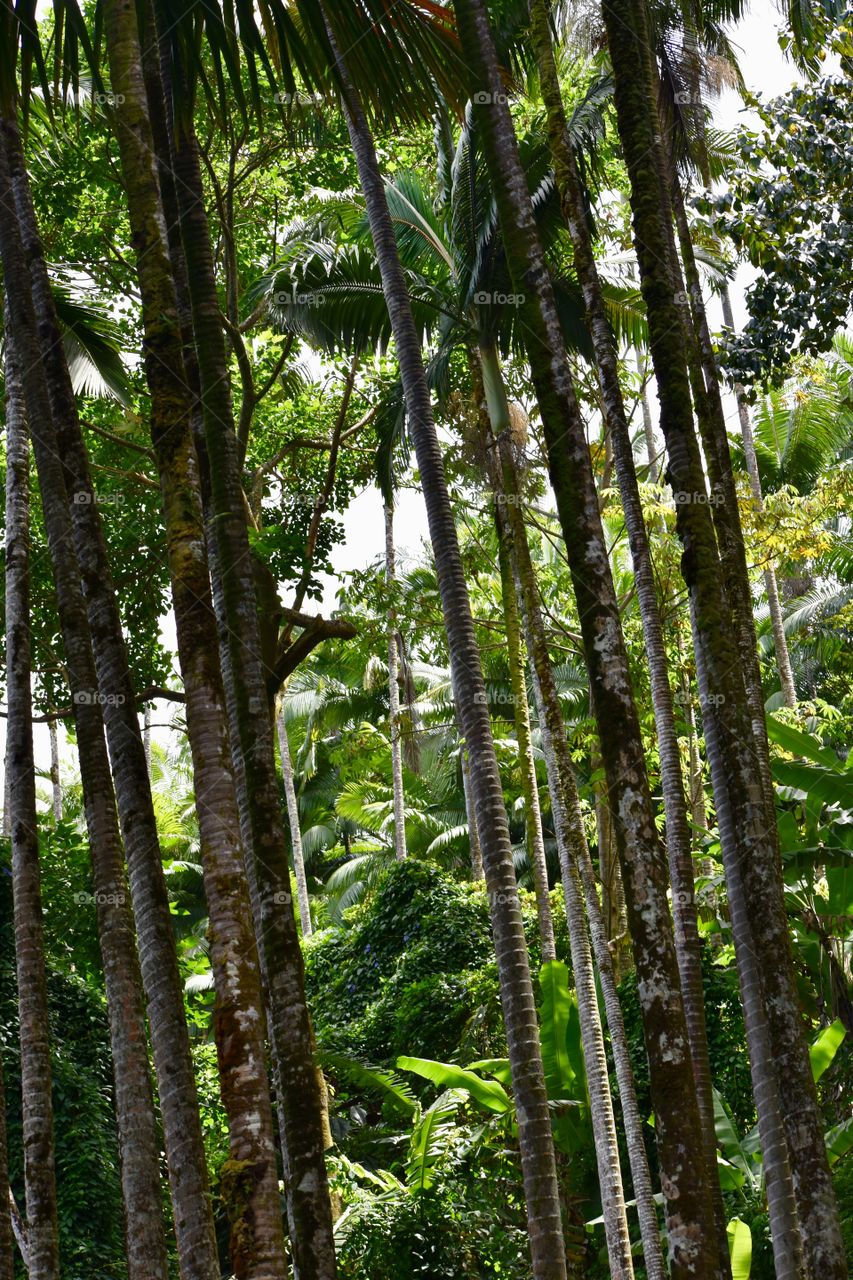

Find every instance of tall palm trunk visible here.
[152,12,337,1275]
[101,7,287,1273]
[2,134,174,1280]
[321,15,567,1275]
[460,750,485,880]
[451,3,718,1269]
[0,1052,14,1280]
[719,287,796,707]
[3,313,60,1280]
[495,524,555,963]
[526,1,728,1259]
[602,0,845,1271]
[384,504,408,861]
[482,350,555,962]
[48,720,61,825]
[277,703,313,937]
[1,108,220,1280]
[499,445,666,1280]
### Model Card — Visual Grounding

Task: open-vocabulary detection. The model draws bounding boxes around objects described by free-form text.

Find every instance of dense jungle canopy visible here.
[0,0,851,1278]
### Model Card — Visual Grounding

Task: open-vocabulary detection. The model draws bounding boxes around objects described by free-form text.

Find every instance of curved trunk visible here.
[152,11,337,1274]
[321,13,567,1274]
[101,7,287,1273]
[3,312,60,1280]
[501,452,666,1280]
[602,0,845,1271]
[277,704,313,937]
[525,2,727,1259]
[451,2,718,1269]
[2,106,220,1280]
[384,504,408,861]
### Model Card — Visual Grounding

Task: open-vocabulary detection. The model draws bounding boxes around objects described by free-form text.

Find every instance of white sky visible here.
[2,0,812,792]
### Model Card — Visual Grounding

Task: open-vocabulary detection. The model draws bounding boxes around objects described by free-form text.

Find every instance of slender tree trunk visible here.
[674,91,840,1280]
[483,349,555,961]
[452,4,718,1269]
[384,504,408,861]
[277,703,313,937]
[4,313,60,1280]
[1,107,220,1280]
[719,287,796,708]
[460,750,485,880]
[321,14,567,1274]
[48,719,61,825]
[500,449,666,1280]
[0,1053,14,1280]
[143,704,152,772]
[2,130,173,1280]
[592,759,628,980]
[602,0,845,1271]
[101,8,288,1274]
[153,12,337,1274]
[495,501,636,1280]
[525,4,728,1257]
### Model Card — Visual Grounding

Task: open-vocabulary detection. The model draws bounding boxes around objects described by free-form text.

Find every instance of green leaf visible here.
[773,761,853,810]
[825,1116,853,1166]
[396,1057,511,1115]
[538,960,585,1102]
[467,1057,513,1085]
[713,1089,751,1179]
[727,1217,752,1280]
[406,1090,463,1193]
[767,715,840,768]
[809,1019,846,1084]
[321,1052,417,1115]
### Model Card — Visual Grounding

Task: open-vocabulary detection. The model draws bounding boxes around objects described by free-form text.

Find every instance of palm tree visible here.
[0,1052,14,1280]
[277,699,315,937]
[525,0,726,1257]
[151,6,339,1272]
[0,95,218,1280]
[384,504,408,861]
[599,0,846,1270]
[3,315,60,1280]
[317,9,568,1275]
[450,1,719,1269]
[495,437,665,1280]
[99,6,288,1273]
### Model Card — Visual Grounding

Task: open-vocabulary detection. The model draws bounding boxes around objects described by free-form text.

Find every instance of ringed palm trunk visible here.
[152,11,337,1274]
[602,0,845,1272]
[719,286,797,708]
[277,703,313,937]
[451,2,718,1269]
[321,14,567,1275]
[526,1,728,1260]
[101,7,288,1273]
[384,504,408,861]
[496,438,666,1280]
[2,108,221,1280]
[3,313,60,1280]
[1,170,170,1280]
